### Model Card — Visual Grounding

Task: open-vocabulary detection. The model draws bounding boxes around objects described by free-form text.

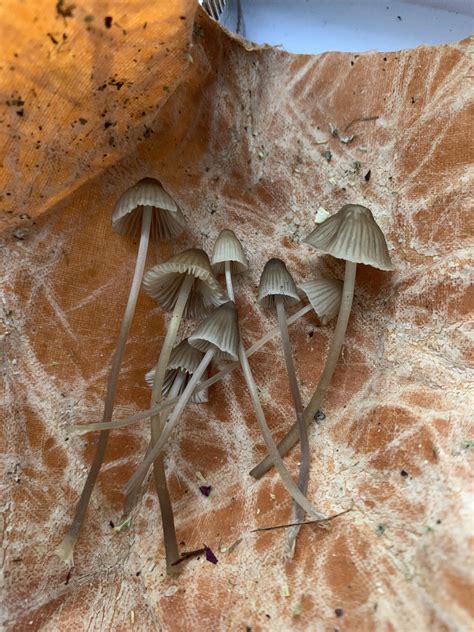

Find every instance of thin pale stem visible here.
[124,349,216,499]
[157,371,187,570]
[127,274,194,570]
[275,296,310,557]
[250,261,358,480]
[56,206,153,564]
[67,303,315,436]
[224,261,235,301]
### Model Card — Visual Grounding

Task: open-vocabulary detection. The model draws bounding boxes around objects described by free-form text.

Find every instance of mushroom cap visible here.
[188,301,240,362]
[112,177,186,241]
[298,278,343,324]
[143,248,227,319]
[257,258,301,309]
[303,204,393,271]
[211,229,249,274]
[145,339,208,403]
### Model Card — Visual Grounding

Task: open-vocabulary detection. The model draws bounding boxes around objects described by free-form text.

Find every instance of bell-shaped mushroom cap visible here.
[189,301,240,362]
[112,177,186,241]
[143,248,227,319]
[145,369,209,403]
[303,204,393,271]
[211,229,249,274]
[257,258,301,309]
[298,278,343,325]
[145,339,208,403]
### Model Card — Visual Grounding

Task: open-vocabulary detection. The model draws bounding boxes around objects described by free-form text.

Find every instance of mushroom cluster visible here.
[59,182,393,571]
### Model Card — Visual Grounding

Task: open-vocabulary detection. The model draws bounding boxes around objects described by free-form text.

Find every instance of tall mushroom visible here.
[257,258,310,554]
[56,177,186,564]
[251,204,393,478]
[125,248,226,571]
[125,302,325,519]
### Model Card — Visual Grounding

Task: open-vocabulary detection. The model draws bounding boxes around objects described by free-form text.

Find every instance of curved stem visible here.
[56,206,153,564]
[124,349,215,497]
[67,304,315,436]
[275,296,310,557]
[126,274,194,569]
[250,261,357,480]
[68,402,172,436]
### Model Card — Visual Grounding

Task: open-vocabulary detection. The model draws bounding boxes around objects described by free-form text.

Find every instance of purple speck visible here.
[199,485,212,497]
[204,545,218,565]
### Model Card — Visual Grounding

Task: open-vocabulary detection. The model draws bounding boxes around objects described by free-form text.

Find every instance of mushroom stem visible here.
[275,296,310,557]
[56,206,153,564]
[275,297,305,417]
[224,261,235,301]
[250,261,357,480]
[67,304,315,436]
[142,371,185,574]
[124,348,216,497]
[126,273,195,569]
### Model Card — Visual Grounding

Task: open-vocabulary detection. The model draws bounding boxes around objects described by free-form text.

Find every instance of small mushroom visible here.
[56,177,185,565]
[211,228,248,301]
[251,204,393,477]
[257,258,312,549]
[124,302,240,496]
[145,338,209,403]
[126,248,226,570]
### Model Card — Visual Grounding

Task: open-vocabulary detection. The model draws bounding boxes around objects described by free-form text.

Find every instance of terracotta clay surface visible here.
[1,3,473,631]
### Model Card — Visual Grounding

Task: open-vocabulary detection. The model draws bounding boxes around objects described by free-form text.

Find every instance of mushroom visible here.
[251,204,393,478]
[257,258,311,553]
[125,302,325,519]
[67,280,344,437]
[125,248,226,570]
[56,177,185,564]
[211,228,248,301]
[145,338,209,403]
